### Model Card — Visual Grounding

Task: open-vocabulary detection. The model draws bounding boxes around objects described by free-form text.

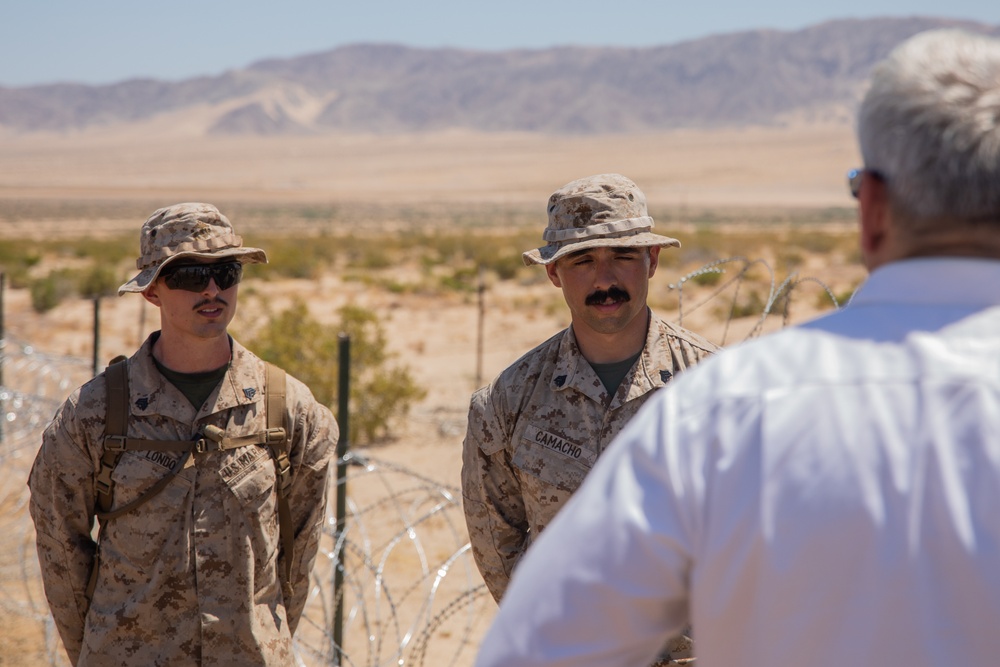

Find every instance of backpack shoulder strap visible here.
[266,362,288,448]
[88,355,129,602]
[96,356,130,514]
[265,362,295,598]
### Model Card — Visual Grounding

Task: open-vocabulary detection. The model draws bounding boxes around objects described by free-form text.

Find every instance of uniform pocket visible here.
[222,447,279,575]
[510,426,596,533]
[104,451,192,573]
[225,446,275,508]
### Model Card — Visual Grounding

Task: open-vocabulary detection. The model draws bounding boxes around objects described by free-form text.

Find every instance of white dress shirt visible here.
[476,258,1000,667]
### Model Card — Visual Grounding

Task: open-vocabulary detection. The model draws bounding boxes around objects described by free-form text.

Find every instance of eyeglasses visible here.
[159,261,243,292]
[847,168,885,199]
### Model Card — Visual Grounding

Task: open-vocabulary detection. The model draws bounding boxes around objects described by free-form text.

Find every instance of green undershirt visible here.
[154,357,230,410]
[589,350,642,396]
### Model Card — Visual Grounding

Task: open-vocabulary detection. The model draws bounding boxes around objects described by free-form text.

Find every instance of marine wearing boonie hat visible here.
[118,202,267,295]
[522,173,681,266]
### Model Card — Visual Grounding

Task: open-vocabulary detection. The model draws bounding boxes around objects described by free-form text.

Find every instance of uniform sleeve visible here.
[461,386,528,603]
[281,379,338,635]
[27,393,99,666]
[475,387,696,667]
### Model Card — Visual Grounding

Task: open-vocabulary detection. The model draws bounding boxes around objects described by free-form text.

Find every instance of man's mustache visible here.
[585,287,631,306]
[193,297,229,310]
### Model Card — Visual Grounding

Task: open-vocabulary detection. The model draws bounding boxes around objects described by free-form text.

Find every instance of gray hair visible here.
[858,29,1000,224]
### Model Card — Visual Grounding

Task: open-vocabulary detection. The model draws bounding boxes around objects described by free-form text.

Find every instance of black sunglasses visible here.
[160,261,243,292]
[847,168,885,199]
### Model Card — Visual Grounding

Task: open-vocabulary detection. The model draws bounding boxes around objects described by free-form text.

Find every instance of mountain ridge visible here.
[2,17,997,136]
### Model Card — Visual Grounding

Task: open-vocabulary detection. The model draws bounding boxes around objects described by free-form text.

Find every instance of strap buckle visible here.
[265,427,286,445]
[274,452,293,496]
[193,438,224,454]
[104,435,127,452]
[94,474,114,497]
[194,425,227,453]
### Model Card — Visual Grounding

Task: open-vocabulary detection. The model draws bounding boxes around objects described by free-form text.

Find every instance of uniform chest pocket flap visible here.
[223,446,277,511]
[511,425,596,492]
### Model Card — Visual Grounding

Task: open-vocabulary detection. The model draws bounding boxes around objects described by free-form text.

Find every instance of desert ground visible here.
[0,124,867,665]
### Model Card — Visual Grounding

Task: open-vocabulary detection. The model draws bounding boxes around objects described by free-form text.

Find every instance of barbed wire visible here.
[669,257,841,345]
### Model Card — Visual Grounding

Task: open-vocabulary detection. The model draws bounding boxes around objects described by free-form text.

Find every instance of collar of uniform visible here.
[550,324,658,407]
[852,258,1000,308]
[549,327,606,403]
[620,309,668,403]
[208,338,266,415]
[127,333,266,419]
[128,333,199,422]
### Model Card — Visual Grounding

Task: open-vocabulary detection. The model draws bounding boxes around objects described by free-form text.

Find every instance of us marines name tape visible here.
[523,425,597,467]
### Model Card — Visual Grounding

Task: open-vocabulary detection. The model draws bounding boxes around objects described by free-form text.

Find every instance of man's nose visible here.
[593,259,618,289]
[202,278,222,295]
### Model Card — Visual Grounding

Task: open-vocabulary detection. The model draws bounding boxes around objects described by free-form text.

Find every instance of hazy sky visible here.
[2,0,998,87]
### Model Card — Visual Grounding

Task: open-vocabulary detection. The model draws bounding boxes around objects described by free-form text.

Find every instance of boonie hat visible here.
[118,202,267,295]
[522,173,680,266]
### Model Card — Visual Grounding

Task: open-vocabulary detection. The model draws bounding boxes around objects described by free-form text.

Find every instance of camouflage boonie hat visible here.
[522,173,680,266]
[118,202,267,295]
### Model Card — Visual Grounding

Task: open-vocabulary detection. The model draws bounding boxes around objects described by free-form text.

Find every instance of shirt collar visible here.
[130,333,265,419]
[851,258,1000,308]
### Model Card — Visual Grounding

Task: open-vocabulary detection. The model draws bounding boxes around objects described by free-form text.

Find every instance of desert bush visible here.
[68,236,134,263]
[246,299,340,406]
[255,239,336,280]
[415,229,536,284]
[335,304,426,443]
[786,229,846,255]
[474,247,525,281]
[716,288,767,320]
[246,299,426,445]
[0,243,42,288]
[78,264,121,298]
[776,249,806,270]
[350,246,394,270]
[30,271,76,313]
[439,266,480,292]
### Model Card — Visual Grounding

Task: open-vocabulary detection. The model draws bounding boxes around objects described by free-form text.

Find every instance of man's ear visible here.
[858,172,893,271]
[142,282,161,307]
[647,246,661,278]
[545,261,562,288]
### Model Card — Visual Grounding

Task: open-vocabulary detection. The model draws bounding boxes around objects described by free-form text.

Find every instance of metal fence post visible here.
[92,297,101,377]
[333,333,350,664]
[476,267,485,389]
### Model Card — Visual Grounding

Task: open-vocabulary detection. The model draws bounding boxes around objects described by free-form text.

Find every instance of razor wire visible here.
[669,256,842,345]
[0,257,846,665]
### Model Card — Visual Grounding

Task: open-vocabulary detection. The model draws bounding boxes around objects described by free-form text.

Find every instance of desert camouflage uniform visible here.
[28,334,337,666]
[463,311,713,665]
[462,310,716,600]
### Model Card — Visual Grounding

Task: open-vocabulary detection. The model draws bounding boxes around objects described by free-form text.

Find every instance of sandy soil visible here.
[0,124,858,211]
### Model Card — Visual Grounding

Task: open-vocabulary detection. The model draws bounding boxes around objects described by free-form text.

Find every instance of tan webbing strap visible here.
[265,362,295,599]
[89,357,129,601]
[101,433,260,454]
[96,358,130,514]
